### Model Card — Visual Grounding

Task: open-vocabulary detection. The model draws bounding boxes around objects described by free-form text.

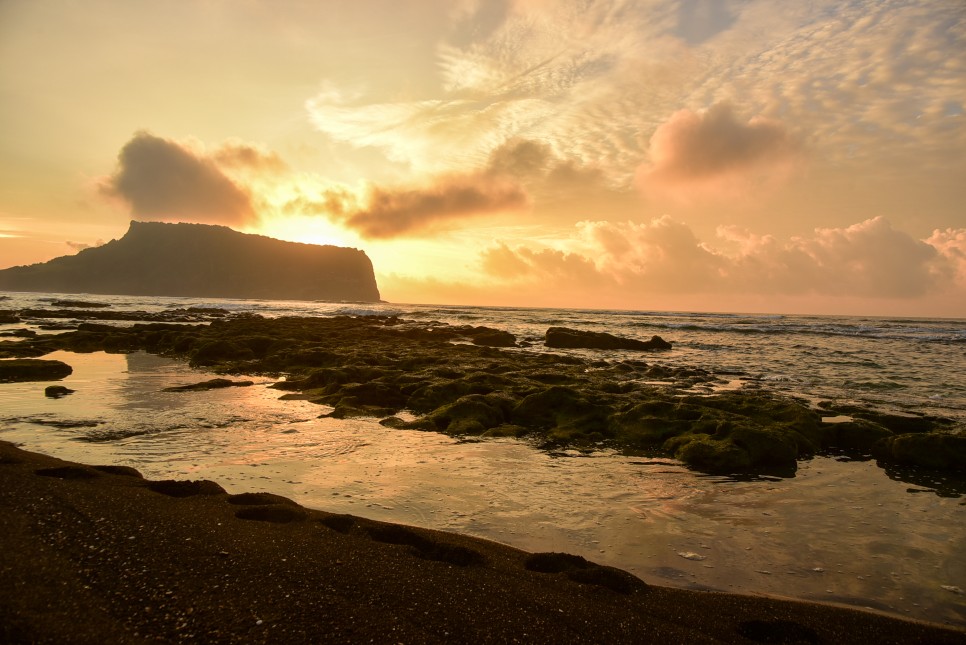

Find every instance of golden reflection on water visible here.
[0,350,964,627]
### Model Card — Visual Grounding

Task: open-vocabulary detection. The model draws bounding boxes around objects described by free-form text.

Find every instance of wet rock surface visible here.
[0,358,73,383]
[48,300,111,308]
[546,326,672,350]
[44,385,75,398]
[162,378,255,392]
[3,312,962,475]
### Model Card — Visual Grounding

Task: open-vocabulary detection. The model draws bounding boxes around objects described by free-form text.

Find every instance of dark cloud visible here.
[344,176,528,239]
[100,132,256,226]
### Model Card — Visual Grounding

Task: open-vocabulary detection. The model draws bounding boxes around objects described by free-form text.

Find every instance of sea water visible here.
[1,291,964,626]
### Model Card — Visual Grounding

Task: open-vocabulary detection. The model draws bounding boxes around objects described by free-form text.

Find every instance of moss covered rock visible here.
[0,358,72,383]
[876,433,966,471]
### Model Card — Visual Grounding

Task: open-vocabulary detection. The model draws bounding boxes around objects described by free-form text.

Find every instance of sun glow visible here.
[253,215,357,249]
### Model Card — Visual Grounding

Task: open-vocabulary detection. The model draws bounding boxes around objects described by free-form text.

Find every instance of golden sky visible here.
[1,0,964,316]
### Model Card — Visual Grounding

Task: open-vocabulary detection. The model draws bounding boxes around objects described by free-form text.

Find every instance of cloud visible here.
[478,216,961,300]
[345,174,529,239]
[638,102,802,202]
[724,217,944,298]
[100,132,257,226]
[66,239,105,253]
[303,1,965,213]
[212,140,288,174]
[271,147,540,240]
[925,227,966,288]
[480,242,601,285]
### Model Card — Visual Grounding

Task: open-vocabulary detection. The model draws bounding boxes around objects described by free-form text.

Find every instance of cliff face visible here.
[0,221,381,302]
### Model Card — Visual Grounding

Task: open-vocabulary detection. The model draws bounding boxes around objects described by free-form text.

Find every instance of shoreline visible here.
[2,440,964,644]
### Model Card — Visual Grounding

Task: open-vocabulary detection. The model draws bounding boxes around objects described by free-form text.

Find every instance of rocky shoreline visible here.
[1,307,963,476]
[2,440,963,643]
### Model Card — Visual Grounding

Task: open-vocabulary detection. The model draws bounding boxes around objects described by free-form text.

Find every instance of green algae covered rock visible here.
[11,311,965,476]
[876,432,966,471]
[830,419,893,451]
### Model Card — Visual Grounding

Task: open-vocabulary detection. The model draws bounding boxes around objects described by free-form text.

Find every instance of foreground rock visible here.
[546,326,672,350]
[1,441,961,643]
[44,385,75,398]
[48,300,111,308]
[0,359,72,383]
[7,315,963,475]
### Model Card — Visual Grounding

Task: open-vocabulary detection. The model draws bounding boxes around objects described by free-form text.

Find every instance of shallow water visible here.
[1,350,963,627]
[5,290,965,422]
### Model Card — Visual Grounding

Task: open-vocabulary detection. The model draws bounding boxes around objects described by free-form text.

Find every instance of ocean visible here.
[2,291,964,626]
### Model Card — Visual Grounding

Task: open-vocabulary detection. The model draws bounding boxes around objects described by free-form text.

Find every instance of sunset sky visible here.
[1,0,964,316]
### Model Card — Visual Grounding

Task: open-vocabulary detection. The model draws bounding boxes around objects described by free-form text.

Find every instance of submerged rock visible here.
[545,327,672,351]
[44,385,76,398]
[162,378,255,392]
[0,358,72,383]
[49,300,111,308]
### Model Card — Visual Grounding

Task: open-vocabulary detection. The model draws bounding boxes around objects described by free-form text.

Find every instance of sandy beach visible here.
[2,440,963,644]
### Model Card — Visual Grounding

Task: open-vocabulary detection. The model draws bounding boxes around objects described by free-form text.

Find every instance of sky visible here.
[1,0,964,317]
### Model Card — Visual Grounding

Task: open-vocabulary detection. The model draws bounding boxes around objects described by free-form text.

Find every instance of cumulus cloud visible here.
[100,132,257,226]
[479,216,961,300]
[345,175,528,239]
[638,102,802,202]
[925,227,966,288]
[281,171,529,240]
[725,217,943,298]
[480,242,601,286]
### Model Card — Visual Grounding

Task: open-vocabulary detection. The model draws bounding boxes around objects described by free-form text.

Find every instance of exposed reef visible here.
[162,378,255,392]
[0,358,73,383]
[4,311,962,476]
[0,220,381,302]
[546,326,672,350]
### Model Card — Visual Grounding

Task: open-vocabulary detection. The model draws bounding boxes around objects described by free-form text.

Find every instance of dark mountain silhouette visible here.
[0,221,381,302]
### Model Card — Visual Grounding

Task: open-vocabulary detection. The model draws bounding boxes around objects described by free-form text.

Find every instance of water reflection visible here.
[0,350,963,627]
[878,461,966,498]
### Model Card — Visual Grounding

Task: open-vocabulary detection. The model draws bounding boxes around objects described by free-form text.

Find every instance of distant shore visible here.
[2,440,963,644]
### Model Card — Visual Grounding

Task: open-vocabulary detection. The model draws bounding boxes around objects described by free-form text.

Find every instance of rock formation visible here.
[545,326,672,350]
[0,221,381,302]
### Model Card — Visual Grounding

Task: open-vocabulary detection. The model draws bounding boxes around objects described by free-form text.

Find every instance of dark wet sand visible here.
[1,441,963,644]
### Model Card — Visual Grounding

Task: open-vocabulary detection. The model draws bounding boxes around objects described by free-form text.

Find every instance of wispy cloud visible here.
[304,0,965,196]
